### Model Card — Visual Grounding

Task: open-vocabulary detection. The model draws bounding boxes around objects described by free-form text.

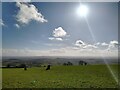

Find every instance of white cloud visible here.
[48,37,63,41]
[0,19,4,26]
[3,40,118,57]
[56,38,63,41]
[74,40,119,52]
[101,42,109,46]
[16,2,47,24]
[75,40,97,50]
[48,37,54,40]
[108,40,118,50]
[14,23,20,28]
[110,40,118,45]
[75,40,86,47]
[14,0,31,2]
[83,44,97,49]
[49,27,67,41]
[53,27,67,37]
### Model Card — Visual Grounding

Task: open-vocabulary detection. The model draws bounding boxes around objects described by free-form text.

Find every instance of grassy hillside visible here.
[2,64,119,88]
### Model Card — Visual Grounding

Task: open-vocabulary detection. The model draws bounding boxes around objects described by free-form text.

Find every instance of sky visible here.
[1,2,119,57]
[0,2,2,58]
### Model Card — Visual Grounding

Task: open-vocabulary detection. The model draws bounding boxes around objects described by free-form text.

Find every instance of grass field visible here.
[2,64,119,88]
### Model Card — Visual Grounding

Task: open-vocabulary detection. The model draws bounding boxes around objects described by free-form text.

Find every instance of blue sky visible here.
[2,2,119,57]
[0,2,2,50]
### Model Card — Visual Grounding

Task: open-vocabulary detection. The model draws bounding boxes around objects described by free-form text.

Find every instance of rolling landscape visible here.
[2,56,119,88]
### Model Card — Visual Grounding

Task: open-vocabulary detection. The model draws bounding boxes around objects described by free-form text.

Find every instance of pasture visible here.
[2,64,119,88]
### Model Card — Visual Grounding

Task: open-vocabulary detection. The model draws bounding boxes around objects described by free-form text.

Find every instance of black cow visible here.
[46,65,51,70]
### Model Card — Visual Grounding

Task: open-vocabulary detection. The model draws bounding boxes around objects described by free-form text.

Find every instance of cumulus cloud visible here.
[75,40,86,47]
[94,40,119,50]
[0,19,4,26]
[110,40,118,45]
[75,40,97,50]
[75,40,119,52]
[14,23,20,28]
[53,27,67,37]
[16,2,47,24]
[108,40,118,50]
[49,27,67,41]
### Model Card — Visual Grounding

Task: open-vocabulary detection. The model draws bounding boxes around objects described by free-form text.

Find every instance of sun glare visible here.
[76,5,89,17]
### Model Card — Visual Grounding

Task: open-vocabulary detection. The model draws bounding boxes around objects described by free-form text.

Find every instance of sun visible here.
[76,5,89,17]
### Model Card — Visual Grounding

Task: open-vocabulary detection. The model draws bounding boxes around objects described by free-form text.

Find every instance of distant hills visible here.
[2,56,118,67]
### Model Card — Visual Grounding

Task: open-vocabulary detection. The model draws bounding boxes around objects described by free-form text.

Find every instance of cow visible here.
[46,64,51,70]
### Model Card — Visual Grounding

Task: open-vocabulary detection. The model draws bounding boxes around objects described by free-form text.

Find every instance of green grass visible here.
[2,64,119,88]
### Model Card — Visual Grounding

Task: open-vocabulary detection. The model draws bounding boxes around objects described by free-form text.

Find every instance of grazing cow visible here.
[24,64,27,71]
[46,64,51,70]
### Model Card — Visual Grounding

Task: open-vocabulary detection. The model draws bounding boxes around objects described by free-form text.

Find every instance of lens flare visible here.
[84,16,118,84]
